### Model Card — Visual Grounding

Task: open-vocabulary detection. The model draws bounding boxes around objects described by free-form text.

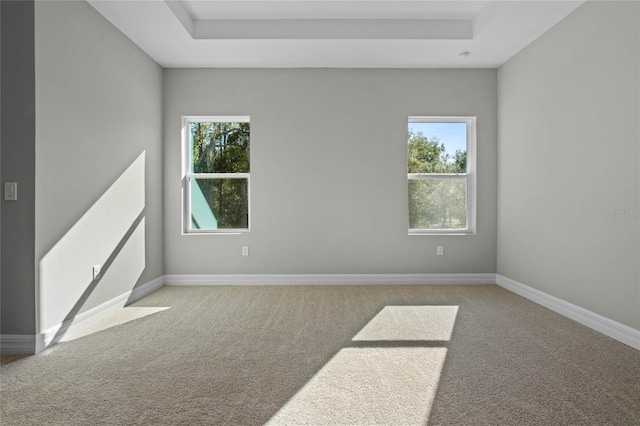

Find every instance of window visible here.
[183,116,250,233]
[408,117,476,234]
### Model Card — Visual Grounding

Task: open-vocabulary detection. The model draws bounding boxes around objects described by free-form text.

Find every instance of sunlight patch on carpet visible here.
[266,347,447,425]
[353,305,458,341]
[62,307,170,342]
[267,305,458,424]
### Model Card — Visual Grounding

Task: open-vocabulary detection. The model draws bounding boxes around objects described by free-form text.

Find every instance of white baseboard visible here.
[6,274,637,354]
[5,273,491,354]
[164,273,497,286]
[496,274,640,351]
[128,275,165,304]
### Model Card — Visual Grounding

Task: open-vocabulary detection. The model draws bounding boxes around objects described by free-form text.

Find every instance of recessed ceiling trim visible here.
[179,0,487,20]
[165,0,195,36]
[192,18,474,40]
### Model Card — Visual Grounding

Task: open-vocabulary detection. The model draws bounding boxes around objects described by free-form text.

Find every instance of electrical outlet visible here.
[437,245,444,256]
[242,246,249,256]
[93,265,101,280]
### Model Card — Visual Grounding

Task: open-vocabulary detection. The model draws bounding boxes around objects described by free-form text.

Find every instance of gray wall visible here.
[164,69,497,274]
[8,0,633,342]
[497,1,640,329]
[1,1,37,335]
[34,1,164,332]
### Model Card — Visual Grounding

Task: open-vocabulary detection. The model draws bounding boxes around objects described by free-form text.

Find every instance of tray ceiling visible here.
[87,0,585,68]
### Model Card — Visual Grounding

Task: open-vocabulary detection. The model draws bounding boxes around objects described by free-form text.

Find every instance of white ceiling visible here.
[87,0,586,68]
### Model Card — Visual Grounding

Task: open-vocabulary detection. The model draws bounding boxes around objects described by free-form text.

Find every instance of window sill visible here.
[409,230,475,236]
[183,230,249,236]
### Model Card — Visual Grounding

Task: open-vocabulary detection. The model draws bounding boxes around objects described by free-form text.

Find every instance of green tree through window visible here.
[408,118,475,233]
[186,118,250,231]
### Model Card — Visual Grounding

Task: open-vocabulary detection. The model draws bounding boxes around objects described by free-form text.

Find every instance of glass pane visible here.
[408,122,467,173]
[409,178,467,230]
[190,121,250,173]
[190,178,248,230]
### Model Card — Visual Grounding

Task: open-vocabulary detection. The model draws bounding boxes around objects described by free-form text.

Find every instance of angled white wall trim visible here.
[164,273,497,286]
[39,276,166,350]
[496,274,640,351]
[39,290,133,350]
[0,276,165,355]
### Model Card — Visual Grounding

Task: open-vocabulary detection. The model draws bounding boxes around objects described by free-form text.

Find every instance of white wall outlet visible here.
[93,265,101,280]
[437,245,444,256]
[4,182,17,201]
[242,246,249,256]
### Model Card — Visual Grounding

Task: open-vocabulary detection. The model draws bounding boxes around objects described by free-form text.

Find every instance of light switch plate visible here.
[4,182,17,201]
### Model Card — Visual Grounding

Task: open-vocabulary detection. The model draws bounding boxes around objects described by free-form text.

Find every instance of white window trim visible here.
[182,116,251,235]
[408,116,476,235]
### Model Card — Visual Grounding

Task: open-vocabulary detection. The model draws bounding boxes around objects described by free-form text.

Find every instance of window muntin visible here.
[408,117,476,234]
[183,116,250,233]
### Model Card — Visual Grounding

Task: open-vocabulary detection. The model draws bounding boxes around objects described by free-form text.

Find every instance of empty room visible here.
[1,0,638,424]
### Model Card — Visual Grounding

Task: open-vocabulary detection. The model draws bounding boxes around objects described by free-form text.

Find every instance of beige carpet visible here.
[1,285,639,425]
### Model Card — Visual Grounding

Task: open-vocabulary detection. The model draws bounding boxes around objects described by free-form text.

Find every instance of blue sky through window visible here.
[408,122,467,161]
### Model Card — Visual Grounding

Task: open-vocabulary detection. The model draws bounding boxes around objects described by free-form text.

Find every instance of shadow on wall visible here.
[38,152,147,347]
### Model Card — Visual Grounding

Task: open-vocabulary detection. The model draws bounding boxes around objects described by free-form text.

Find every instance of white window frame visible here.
[182,116,251,234]
[408,116,476,235]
